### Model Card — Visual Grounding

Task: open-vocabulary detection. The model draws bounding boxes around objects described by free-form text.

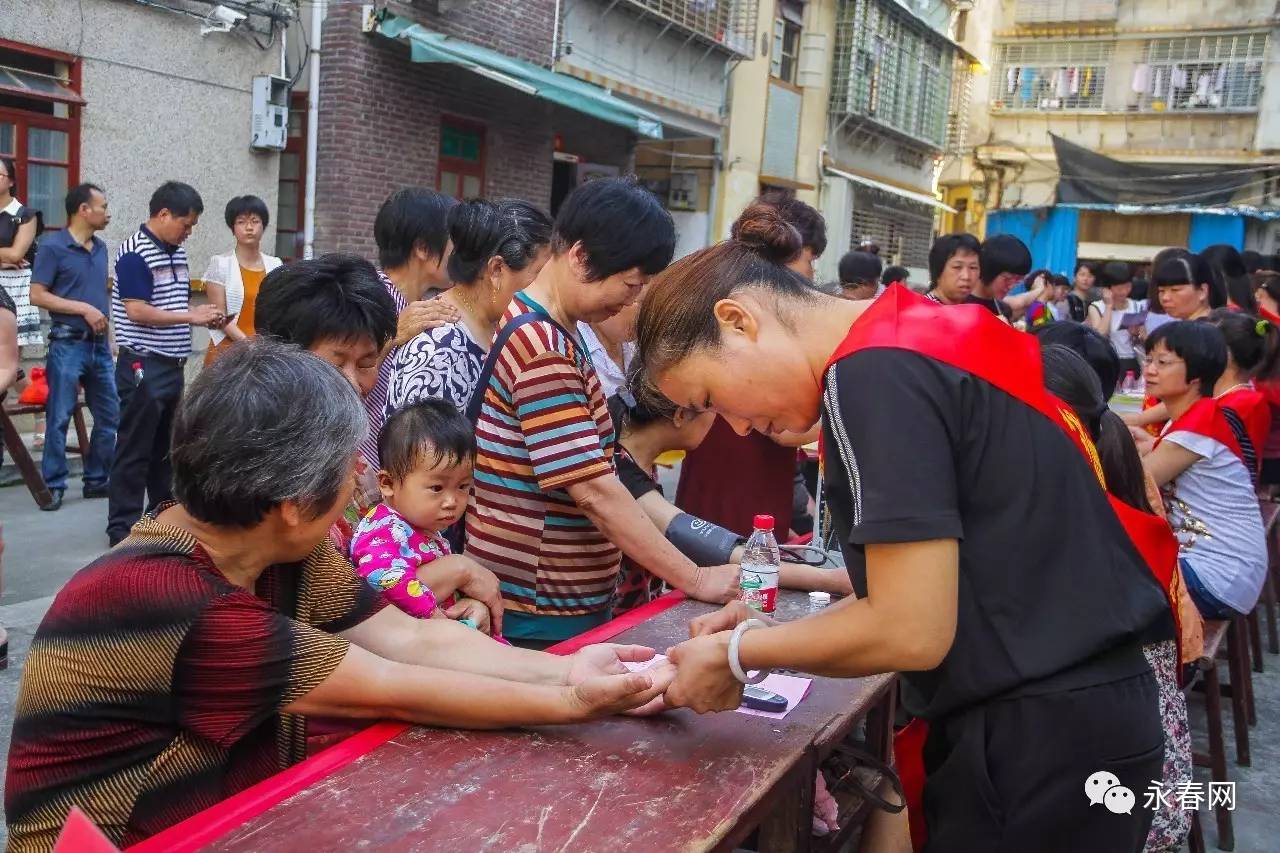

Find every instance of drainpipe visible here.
[551,0,562,65]
[303,0,323,259]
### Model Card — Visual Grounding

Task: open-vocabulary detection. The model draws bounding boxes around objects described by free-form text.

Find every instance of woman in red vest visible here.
[635,205,1175,852]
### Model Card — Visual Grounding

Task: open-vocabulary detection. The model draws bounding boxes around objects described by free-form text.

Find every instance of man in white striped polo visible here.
[107,181,223,545]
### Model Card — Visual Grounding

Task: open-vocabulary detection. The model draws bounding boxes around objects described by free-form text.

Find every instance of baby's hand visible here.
[445,598,492,634]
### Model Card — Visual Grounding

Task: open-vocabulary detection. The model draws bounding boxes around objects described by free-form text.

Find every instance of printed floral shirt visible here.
[349,503,451,619]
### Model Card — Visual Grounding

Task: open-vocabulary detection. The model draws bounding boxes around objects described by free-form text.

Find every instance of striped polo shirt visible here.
[465,291,620,641]
[111,225,193,358]
[360,270,408,468]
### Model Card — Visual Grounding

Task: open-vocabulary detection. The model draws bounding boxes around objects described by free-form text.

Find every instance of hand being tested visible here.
[663,632,743,713]
[562,643,675,718]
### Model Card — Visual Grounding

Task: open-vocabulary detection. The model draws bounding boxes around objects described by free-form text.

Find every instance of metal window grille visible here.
[945,54,973,153]
[1136,34,1269,112]
[851,195,935,269]
[831,0,956,150]
[620,0,759,58]
[1013,0,1118,25]
[989,40,1113,111]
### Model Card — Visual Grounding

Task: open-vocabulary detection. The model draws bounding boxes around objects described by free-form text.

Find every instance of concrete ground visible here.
[1,477,1279,850]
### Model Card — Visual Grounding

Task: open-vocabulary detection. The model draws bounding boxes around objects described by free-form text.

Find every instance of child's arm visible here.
[414,554,504,635]
[352,542,438,619]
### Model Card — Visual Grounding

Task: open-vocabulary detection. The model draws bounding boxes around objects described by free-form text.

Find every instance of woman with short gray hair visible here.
[5,338,674,852]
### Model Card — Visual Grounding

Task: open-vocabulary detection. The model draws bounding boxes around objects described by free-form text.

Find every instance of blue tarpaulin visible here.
[1188,214,1246,252]
[985,208,1081,276]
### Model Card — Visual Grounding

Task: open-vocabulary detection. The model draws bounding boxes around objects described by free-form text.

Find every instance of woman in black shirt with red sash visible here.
[636,205,1177,852]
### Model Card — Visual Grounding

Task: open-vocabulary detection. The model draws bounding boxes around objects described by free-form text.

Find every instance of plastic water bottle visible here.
[740,514,781,614]
[1122,371,1136,395]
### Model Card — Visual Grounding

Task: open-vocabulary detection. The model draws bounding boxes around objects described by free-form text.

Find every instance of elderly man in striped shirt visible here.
[107,181,223,545]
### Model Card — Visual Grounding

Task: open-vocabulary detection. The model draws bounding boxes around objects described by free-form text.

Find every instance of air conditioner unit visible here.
[250,75,289,151]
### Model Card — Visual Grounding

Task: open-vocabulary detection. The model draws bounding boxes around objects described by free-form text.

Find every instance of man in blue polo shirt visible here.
[107,181,222,544]
[30,183,120,512]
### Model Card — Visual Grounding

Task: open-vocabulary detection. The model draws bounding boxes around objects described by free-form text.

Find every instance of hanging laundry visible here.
[1082,66,1094,97]
[1132,63,1151,94]
[1056,68,1070,98]
[1069,66,1080,95]
[1195,73,1212,102]
[1021,67,1036,101]
[1213,65,1227,92]
[1170,65,1188,90]
[1007,66,1018,94]
[1152,68,1165,98]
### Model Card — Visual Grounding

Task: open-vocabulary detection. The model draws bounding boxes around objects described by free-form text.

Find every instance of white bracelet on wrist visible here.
[728,618,770,684]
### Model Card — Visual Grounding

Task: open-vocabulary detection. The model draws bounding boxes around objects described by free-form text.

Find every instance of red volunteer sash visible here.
[821,285,1180,850]
[1155,396,1245,464]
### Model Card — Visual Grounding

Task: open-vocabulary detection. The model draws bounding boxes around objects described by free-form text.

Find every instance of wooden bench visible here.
[1186,618,1233,852]
[0,397,90,508]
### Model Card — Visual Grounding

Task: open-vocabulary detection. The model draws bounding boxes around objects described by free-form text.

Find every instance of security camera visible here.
[209,5,247,27]
[201,4,246,35]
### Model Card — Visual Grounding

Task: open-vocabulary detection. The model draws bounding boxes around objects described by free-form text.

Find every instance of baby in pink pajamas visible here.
[350,400,504,637]
[350,504,452,618]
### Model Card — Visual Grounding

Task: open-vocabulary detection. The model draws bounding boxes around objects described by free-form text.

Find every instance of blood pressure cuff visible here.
[664,513,743,566]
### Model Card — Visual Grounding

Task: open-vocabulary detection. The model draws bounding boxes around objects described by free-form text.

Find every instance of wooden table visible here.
[136,592,894,853]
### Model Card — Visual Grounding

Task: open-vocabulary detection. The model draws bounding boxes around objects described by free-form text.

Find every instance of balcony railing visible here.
[830,0,957,151]
[1013,0,1118,25]
[619,0,758,58]
[990,34,1269,113]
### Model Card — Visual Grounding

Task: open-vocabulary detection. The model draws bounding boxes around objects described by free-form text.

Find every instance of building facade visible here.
[2,0,285,276]
[714,0,971,285]
[942,0,1280,272]
[557,0,757,256]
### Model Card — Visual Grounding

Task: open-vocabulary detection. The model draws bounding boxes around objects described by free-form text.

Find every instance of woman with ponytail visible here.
[385,198,552,418]
[640,204,1172,852]
[1201,244,1257,315]
[1205,309,1278,482]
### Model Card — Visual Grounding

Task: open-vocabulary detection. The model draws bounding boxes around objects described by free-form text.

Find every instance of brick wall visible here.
[386,0,557,67]
[314,3,563,258]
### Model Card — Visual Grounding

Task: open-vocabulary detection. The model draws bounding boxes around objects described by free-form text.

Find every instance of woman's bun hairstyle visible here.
[730,202,802,265]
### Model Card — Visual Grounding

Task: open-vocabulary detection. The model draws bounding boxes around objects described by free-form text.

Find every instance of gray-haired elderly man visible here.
[4,338,674,852]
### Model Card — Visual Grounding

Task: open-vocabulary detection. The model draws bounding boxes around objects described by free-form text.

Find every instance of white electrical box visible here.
[250,75,290,151]
[668,171,699,211]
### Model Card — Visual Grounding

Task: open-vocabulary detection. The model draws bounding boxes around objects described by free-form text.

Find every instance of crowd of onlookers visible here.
[0,152,1277,851]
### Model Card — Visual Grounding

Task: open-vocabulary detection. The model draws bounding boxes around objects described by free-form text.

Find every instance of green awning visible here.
[376,14,664,139]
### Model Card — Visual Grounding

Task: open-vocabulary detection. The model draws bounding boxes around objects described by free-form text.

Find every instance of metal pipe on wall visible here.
[303,0,322,259]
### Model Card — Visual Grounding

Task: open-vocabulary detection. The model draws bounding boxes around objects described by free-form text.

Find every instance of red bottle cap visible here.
[753,514,775,530]
[131,362,142,370]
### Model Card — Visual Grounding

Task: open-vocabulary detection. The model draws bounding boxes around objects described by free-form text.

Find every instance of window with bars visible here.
[831,0,955,150]
[620,0,759,58]
[1013,0,1117,25]
[990,40,1113,111]
[851,195,935,270]
[1134,34,1269,112]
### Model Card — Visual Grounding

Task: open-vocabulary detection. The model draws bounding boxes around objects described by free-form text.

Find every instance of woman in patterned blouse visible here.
[386,198,552,418]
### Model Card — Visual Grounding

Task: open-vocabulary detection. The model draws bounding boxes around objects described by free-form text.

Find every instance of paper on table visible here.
[624,655,813,720]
